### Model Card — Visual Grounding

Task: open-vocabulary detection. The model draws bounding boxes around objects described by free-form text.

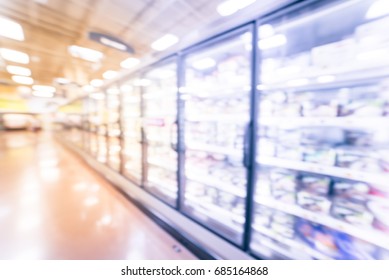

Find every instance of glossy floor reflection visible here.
[0,131,196,260]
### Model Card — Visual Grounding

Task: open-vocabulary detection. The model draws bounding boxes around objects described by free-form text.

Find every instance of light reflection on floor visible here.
[0,131,196,260]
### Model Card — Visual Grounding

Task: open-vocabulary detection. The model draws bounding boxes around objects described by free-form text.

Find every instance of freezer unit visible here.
[252,0,389,260]
[182,29,253,245]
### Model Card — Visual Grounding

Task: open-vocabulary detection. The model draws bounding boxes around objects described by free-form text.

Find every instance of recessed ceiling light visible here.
[151,34,179,51]
[12,75,34,85]
[6,65,31,76]
[102,70,118,79]
[32,85,56,93]
[54,77,70,84]
[32,91,54,98]
[120,57,140,69]
[0,16,24,41]
[0,48,29,64]
[90,79,104,87]
[217,0,256,17]
[68,45,104,62]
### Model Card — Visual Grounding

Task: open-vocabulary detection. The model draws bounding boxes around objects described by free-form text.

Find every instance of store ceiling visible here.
[0,0,290,104]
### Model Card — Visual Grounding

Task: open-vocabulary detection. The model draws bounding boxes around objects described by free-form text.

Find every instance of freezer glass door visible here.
[106,85,121,171]
[142,62,178,206]
[182,29,252,245]
[252,0,389,259]
[121,79,143,185]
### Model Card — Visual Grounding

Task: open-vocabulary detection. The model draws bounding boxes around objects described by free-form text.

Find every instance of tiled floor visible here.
[0,131,196,260]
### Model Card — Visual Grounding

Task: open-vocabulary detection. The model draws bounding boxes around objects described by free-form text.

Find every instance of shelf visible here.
[186,142,242,157]
[147,177,177,193]
[184,198,244,233]
[252,224,332,260]
[259,117,389,128]
[184,85,250,99]
[185,193,245,224]
[147,159,177,172]
[186,171,246,198]
[258,64,389,93]
[257,156,389,186]
[185,114,249,122]
[255,196,389,251]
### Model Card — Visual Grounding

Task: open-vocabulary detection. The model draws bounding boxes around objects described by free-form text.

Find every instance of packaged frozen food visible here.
[331,199,374,226]
[297,191,331,213]
[336,148,385,173]
[368,201,389,234]
[333,181,370,202]
[299,175,330,196]
[301,127,345,146]
[303,146,336,166]
[277,145,303,161]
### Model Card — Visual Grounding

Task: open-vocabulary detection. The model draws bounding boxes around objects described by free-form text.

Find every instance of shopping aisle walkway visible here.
[0,131,196,260]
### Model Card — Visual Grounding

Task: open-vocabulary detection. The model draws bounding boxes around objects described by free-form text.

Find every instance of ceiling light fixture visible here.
[54,77,70,84]
[102,70,118,80]
[0,16,24,41]
[217,0,256,17]
[100,37,127,51]
[120,57,140,69]
[12,75,34,85]
[82,85,94,92]
[6,65,31,76]
[151,34,179,51]
[90,79,104,87]
[0,48,29,64]
[68,45,103,62]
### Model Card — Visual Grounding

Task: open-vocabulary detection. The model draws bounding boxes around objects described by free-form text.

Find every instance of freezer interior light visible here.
[120,57,140,69]
[258,34,287,50]
[357,48,389,61]
[192,58,216,70]
[6,65,31,76]
[83,85,94,92]
[32,91,54,98]
[366,0,389,19]
[100,37,127,51]
[0,17,24,41]
[68,45,103,62]
[151,34,179,51]
[102,70,118,80]
[90,79,104,87]
[0,48,29,64]
[287,78,309,87]
[134,79,151,87]
[12,75,33,85]
[317,75,336,83]
[217,0,256,16]
[107,88,120,95]
[120,84,133,93]
[32,85,56,93]
[258,24,275,38]
[89,92,105,100]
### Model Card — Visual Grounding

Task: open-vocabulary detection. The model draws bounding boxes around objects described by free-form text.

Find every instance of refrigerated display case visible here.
[251,0,389,260]
[121,78,143,185]
[181,28,253,245]
[106,85,121,171]
[95,96,107,163]
[142,61,178,206]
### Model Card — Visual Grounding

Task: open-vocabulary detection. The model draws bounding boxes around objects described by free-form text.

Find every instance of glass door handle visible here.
[243,123,251,168]
[170,120,178,152]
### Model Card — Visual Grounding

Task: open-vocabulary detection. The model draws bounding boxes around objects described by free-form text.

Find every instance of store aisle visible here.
[0,131,196,260]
